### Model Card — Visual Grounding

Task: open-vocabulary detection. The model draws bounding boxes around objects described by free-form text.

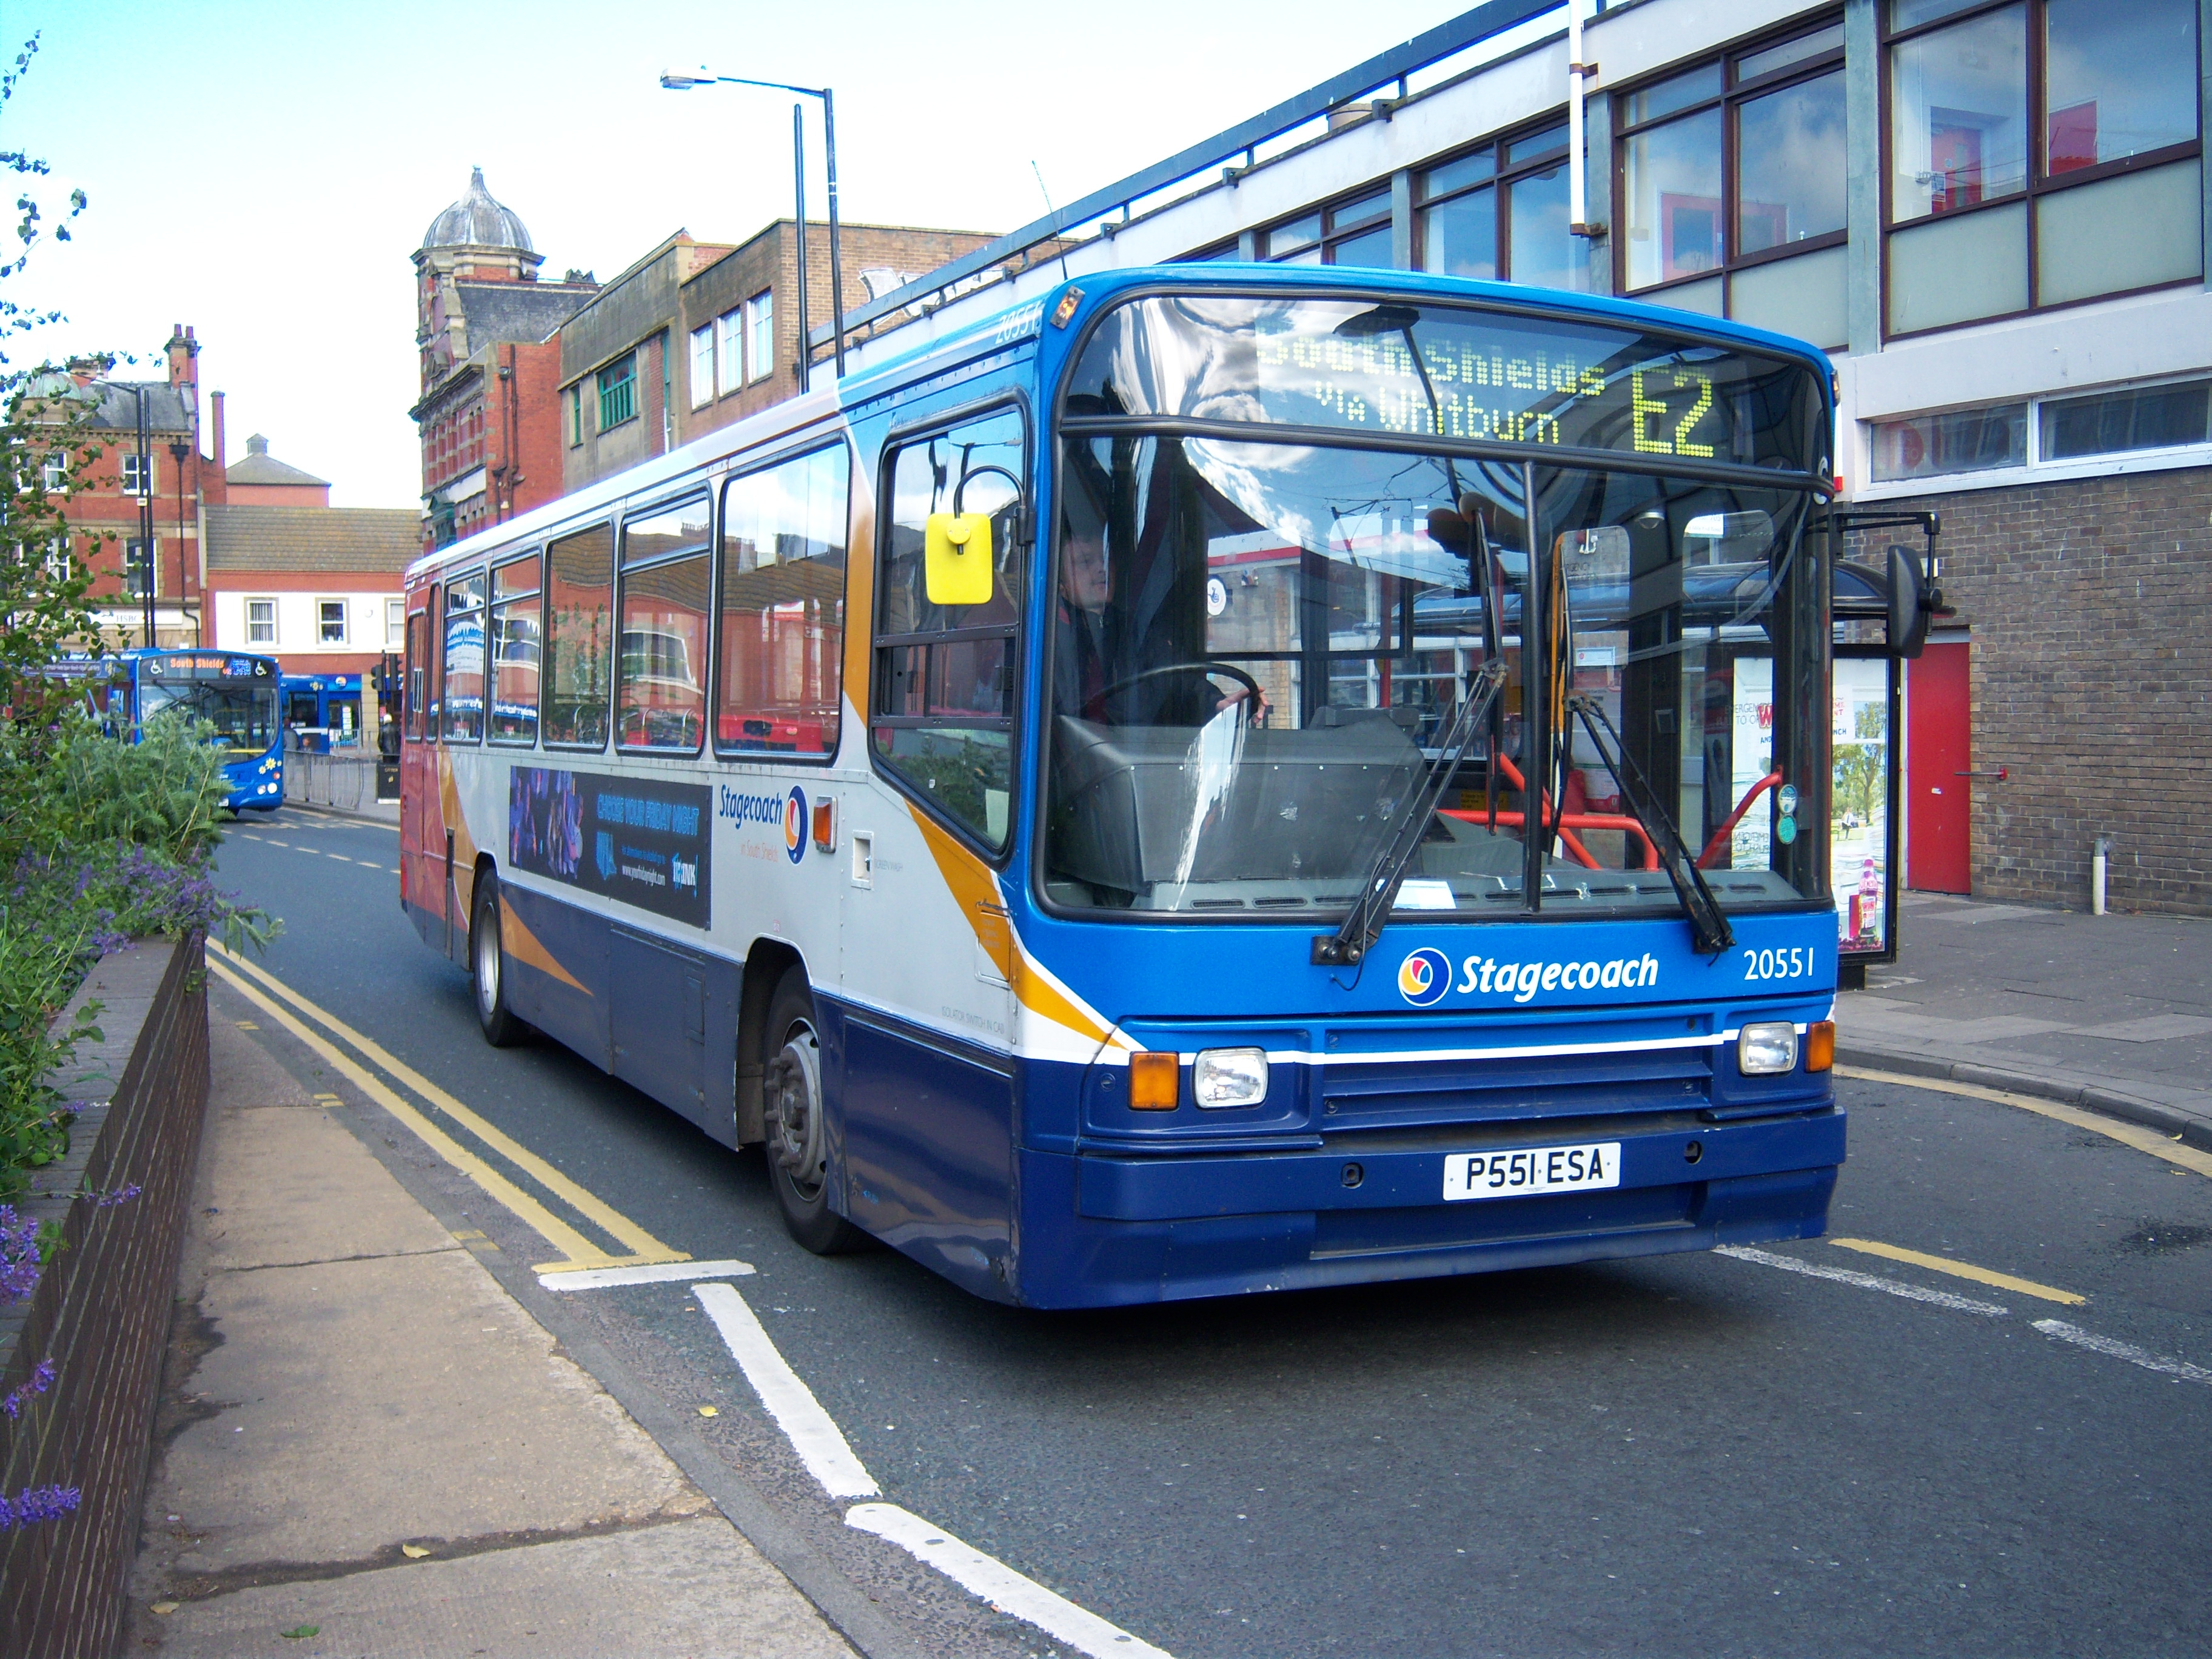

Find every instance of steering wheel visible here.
[1096,660,1268,723]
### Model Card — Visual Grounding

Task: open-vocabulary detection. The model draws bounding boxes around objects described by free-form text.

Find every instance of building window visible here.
[317,598,347,644]
[1259,186,1395,267]
[1181,238,1242,261]
[597,354,637,431]
[1884,0,2200,337]
[568,385,584,447]
[41,451,67,492]
[1418,119,1579,292]
[716,308,744,397]
[746,291,774,383]
[247,597,277,645]
[1612,20,1847,345]
[119,452,153,495]
[1869,374,2212,485]
[688,323,715,409]
[126,538,155,599]
[387,596,406,650]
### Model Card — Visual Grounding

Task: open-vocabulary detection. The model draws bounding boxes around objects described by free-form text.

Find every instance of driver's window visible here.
[871,408,1026,850]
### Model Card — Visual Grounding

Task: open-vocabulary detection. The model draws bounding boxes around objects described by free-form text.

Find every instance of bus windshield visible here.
[1045,294,1829,922]
[139,678,280,754]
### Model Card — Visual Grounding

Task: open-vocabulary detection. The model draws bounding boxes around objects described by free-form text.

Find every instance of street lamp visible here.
[659,69,846,386]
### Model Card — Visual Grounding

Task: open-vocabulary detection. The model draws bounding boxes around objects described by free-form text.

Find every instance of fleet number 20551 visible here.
[1741,946,1816,982]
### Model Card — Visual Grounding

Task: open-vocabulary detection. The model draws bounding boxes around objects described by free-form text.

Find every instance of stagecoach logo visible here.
[1397,948,1453,1007]
[782,785,807,864]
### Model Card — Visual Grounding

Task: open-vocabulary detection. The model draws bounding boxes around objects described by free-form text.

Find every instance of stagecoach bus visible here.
[398,264,1931,1308]
[53,648,284,811]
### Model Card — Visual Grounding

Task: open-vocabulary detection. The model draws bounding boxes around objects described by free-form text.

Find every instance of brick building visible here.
[48,327,221,649]
[412,169,600,549]
[224,433,328,506]
[203,501,420,680]
[557,218,1001,494]
[828,0,2212,918]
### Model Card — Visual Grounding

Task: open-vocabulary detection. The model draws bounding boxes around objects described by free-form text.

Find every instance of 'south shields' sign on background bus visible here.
[508,766,711,927]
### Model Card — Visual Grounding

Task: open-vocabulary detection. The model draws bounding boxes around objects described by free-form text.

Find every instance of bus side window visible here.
[545,523,615,748]
[404,600,427,740]
[425,585,444,737]
[489,552,542,745]
[717,442,850,757]
[618,492,711,752]
[871,407,1026,850]
[443,569,488,743]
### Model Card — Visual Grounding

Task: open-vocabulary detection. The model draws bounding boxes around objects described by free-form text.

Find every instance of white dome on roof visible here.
[422,167,533,253]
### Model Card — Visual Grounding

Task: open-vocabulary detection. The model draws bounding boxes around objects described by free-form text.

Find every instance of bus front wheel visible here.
[762,968,871,1255]
[471,873,525,1048]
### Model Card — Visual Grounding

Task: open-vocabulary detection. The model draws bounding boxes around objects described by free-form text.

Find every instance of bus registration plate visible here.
[1443,1142,1622,1202]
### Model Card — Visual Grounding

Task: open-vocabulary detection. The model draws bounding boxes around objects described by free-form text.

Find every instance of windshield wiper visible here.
[1563,692,1735,955]
[1313,659,1509,967]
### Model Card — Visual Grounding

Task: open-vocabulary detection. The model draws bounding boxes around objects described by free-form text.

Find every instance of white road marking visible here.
[538,1259,755,1291]
[693,1282,879,1498]
[265,840,289,847]
[846,1503,1176,1659]
[326,854,354,862]
[1715,1245,2008,1316]
[2033,1319,2212,1385]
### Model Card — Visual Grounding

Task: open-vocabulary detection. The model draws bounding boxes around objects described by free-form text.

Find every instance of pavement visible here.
[1837,889,2212,1150]
[127,1013,857,1658]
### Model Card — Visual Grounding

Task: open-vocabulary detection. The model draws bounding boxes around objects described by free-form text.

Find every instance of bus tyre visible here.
[471,874,525,1048]
[762,969,871,1255]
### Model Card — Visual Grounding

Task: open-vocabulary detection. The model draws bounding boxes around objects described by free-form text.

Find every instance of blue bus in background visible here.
[281,671,370,749]
[79,649,286,812]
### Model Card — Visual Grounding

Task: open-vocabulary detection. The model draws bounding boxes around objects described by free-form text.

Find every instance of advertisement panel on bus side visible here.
[508,765,711,928]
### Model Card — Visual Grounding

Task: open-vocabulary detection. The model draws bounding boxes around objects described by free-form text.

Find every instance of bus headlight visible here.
[1737,1022,1799,1075]
[1193,1047,1269,1108]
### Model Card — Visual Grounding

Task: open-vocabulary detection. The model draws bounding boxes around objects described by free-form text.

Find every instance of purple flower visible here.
[0,1484,82,1529]
[1,1360,55,1419]
[0,1206,40,1304]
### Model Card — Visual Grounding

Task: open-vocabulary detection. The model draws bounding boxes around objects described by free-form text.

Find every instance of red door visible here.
[1906,641,1971,893]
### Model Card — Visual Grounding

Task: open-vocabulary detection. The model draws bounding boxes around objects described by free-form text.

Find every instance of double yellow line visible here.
[207,942,689,1275]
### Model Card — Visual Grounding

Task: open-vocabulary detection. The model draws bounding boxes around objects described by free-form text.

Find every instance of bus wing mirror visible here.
[924,512,995,606]
[1886,542,1932,660]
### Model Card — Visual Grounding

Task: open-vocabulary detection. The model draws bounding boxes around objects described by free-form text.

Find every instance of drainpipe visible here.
[2091,836,2111,916]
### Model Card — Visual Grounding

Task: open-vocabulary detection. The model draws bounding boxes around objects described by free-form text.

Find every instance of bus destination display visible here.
[1067,293,1825,473]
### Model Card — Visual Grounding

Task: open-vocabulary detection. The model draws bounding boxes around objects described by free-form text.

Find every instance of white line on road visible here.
[538,1259,755,1291]
[327,854,353,862]
[847,1503,1176,1659]
[1716,1245,2008,1316]
[2032,1320,2212,1384]
[693,1282,879,1499]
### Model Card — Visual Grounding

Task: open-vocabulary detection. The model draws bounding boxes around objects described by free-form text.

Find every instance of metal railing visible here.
[282,749,392,814]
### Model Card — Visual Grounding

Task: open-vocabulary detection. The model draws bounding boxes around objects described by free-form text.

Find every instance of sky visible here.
[7,0,1475,508]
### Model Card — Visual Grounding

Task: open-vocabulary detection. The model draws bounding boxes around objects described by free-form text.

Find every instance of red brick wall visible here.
[0,938,209,1659]
[1872,466,2212,916]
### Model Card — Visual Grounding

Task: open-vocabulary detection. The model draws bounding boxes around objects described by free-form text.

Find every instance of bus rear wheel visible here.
[471,873,525,1048]
[762,968,871,1255]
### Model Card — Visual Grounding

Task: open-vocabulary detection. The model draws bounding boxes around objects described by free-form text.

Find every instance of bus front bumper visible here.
[1013,1107,1843,1308]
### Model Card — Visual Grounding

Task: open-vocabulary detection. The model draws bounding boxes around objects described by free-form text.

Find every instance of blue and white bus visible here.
[400,264,1932,1307]
[62,648,285,811]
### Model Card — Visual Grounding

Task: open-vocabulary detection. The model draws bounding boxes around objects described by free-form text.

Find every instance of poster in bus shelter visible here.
[509,765,711,928]
[1831,657,1891,956]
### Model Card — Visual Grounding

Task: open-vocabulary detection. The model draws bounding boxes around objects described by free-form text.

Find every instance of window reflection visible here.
[2043,0,2196,173]
[1889,5,2028,220]
[1737,71,1847,253]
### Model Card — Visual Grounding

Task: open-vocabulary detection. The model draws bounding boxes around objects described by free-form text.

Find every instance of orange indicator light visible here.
[1128,1052,1180,1111]
[1806,1020,1835,1072]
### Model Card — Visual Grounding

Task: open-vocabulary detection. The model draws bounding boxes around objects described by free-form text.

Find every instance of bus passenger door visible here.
[836,837,1016,1296]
